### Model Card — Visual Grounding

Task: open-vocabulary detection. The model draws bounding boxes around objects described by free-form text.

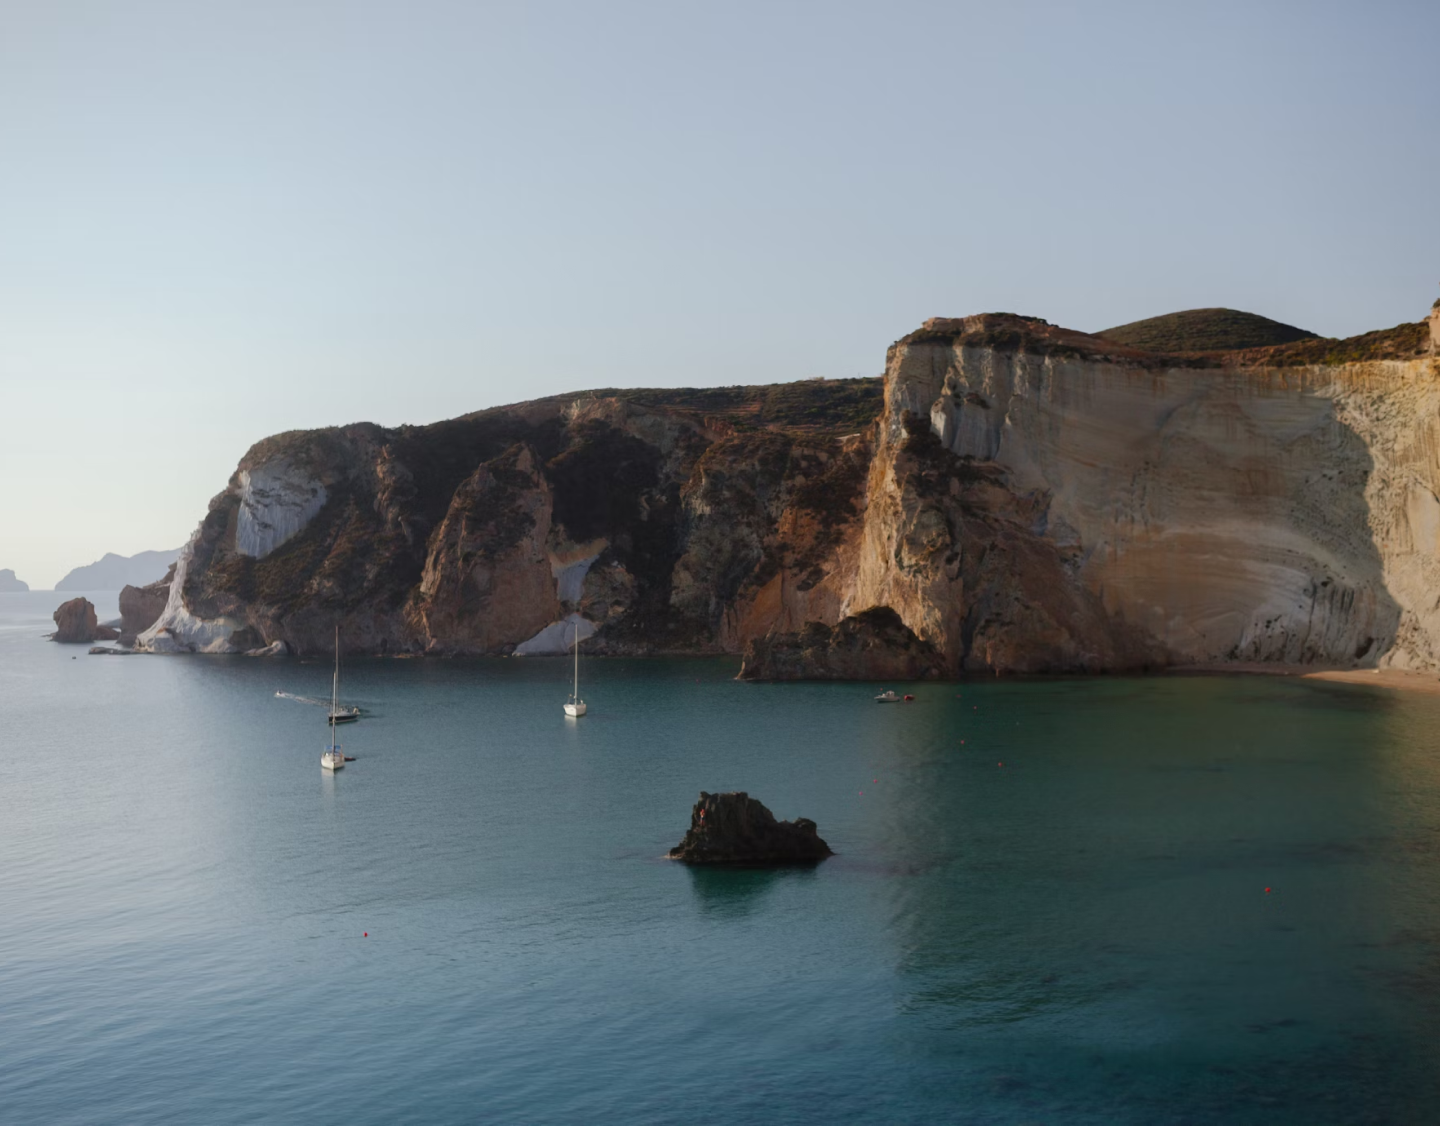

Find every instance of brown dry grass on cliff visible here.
[600,378,884,434]
[1225,321,1430,367]
[899,312,1432,371]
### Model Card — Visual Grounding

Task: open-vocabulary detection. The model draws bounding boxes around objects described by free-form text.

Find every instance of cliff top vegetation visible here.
[1228,320,1430,366]
[898,310,1432,370]
[580,378,883,434]
[1098,308,1317,352]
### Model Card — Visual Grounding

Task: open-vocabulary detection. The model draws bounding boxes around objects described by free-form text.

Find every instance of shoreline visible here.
[71,641,1440,695]
[1171,662,1440,696]
[1300,668,1440,695]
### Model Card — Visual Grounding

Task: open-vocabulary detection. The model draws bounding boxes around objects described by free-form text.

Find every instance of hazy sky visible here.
[3,0,1437,588]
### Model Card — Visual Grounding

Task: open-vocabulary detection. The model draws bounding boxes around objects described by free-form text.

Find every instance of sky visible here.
[2,0,1437,588]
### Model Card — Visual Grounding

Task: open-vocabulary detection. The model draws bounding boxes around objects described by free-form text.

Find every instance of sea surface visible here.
[4,591,1440,1124]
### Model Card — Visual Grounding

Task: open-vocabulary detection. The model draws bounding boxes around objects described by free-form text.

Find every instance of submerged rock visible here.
[668,791,832,865]
[737,607,942,680]
[51,597,119,643]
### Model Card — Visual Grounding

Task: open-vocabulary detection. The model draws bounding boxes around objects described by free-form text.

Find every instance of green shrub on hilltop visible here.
[1098,308,1317,352]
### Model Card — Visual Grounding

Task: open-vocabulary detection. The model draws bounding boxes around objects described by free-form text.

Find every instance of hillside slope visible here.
[1098,307,1316,352]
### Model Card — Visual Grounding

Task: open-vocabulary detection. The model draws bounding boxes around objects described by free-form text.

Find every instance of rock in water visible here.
[737,607,942,681]
[51,597,119,643]
[668,791,833,865]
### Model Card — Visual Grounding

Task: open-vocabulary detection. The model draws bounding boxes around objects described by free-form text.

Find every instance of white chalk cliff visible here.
[848,314,1440,671]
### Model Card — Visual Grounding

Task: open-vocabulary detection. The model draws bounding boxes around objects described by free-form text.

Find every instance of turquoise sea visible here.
[3,591,1440,1124]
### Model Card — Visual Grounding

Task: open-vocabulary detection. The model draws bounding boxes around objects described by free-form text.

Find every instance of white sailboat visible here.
[563,621,587,717]
[321,627,347,770]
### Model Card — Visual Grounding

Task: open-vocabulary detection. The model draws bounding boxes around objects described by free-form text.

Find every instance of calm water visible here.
[4,592,1440,1124]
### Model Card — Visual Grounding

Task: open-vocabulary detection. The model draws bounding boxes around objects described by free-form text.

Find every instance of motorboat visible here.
[875,690,901,703]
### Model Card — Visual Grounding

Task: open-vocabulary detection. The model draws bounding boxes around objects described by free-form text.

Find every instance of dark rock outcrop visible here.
[141,385,879,657]
[52,598,119,643]
[668,791,832,865]
[118,564,174,647]
[0,569,28,592]
[737,607,942,680]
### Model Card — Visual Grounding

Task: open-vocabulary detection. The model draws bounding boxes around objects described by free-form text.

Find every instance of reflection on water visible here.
[871,676,1440,1122]
[4,598,1440,1125]
[684,863,818,917]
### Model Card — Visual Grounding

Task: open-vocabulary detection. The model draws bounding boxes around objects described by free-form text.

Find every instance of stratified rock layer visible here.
[668,792,833,864]
[857,313,1436,672]
[52,598,119,643]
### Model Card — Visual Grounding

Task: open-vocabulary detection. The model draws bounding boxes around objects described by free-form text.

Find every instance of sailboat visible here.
[327,637,360,725]
[563,621,587,717]
[321,627,347,770]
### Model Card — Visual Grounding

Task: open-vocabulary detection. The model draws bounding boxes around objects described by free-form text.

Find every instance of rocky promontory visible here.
[131,299,1440,679]
[668,792,833,865]
[51,598,119,644]
[738,606,941,680]
[0,569,28,592]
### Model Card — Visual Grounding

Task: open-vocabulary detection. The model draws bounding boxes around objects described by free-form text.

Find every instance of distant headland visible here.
[55,549,182,592]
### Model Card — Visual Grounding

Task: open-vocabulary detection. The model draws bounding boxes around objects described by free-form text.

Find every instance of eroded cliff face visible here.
[147,312,1440,676]
[843,314,1440,673]
[140,384,878,656]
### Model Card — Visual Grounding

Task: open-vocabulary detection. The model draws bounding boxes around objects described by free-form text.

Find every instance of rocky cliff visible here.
[837,311,1437,675]
[118,565,174,647]
[144,308,1440,677]
[139,382,880,658]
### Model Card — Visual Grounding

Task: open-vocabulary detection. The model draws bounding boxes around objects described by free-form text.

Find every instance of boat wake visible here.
[275,691,328,707]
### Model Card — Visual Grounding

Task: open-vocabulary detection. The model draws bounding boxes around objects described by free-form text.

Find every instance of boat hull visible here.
[321,751,345,771]
[564,702,587,717]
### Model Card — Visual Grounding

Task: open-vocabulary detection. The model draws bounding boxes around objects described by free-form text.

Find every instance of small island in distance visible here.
[55,549,181,592]
[0,569,29,592]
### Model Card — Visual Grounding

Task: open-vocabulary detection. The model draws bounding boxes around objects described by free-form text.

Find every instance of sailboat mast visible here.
[573,621,579,698]
[330,626,339,751]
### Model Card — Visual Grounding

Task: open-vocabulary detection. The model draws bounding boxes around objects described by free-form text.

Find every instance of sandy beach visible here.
[1301,668,1440,695]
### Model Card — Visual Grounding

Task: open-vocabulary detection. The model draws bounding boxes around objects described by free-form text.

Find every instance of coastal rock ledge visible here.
[738,607,942,681]
[668,791,833,865]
